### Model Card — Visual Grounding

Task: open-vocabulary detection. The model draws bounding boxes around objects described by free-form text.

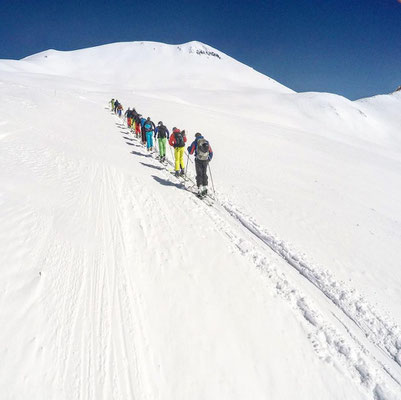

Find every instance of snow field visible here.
[116,111,401,399]
[1,40,401,399]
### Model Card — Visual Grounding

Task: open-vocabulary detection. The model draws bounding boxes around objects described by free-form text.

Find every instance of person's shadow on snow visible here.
[131,150,151,157]
[140,162,164,171]
[152,175,184,189]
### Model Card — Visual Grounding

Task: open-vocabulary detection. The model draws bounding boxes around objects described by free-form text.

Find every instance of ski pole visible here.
[155,137,158,155]
[186,151,194,164]
[208,163,216,197]
[184,152,190,179]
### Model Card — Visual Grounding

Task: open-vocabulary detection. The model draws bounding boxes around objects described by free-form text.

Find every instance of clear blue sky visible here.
[1,0,400,99]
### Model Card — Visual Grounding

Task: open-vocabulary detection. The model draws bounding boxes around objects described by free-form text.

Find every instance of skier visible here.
[143,117,155,151]
[154,121,169,162]
[114,100,119,114]
[169,127,187,177]
[134,113,142,138]
[140,115,147,145]
[110,98,115,111]
[117,103,123,118]
[130,109,137,132]
[125,108,133,128]
[187,132,213,196]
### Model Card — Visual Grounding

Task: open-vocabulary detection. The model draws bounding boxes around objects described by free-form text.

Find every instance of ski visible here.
[195,192,214,206]
[169,171,189,182]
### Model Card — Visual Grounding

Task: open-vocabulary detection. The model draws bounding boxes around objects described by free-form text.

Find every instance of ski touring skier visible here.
[110,98,115,110]
[169,127,187,177]
[140,115,147,145]
[188,132,213,197]
[143,117,155,151]
[117,103,123,118]
[130,109,137,132]
[154,121,169,163]
[114,100,119,114]
[134,114,141,138]
[125,108,133,127]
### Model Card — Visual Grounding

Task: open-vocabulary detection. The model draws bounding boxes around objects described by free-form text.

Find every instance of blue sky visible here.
[1,0,400,99]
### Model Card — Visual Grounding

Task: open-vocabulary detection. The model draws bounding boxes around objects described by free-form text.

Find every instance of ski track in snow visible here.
[1,129,157,399]
[115,114,401,399]
[218,200,401,368]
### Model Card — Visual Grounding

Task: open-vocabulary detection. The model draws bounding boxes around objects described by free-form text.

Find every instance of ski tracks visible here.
[35,158,154,399]
[203,195,401,399]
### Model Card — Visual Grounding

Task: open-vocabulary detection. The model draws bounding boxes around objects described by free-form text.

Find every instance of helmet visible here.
[195,132,202,137]
[158,121,163,125]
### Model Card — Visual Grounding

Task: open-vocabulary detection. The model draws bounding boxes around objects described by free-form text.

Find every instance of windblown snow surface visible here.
[1,41,401,400]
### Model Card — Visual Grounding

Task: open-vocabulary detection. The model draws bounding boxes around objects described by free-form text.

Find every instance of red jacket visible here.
[169,129,187,147]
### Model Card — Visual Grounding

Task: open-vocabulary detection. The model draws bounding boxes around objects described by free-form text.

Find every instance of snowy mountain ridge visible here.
[1,40,401,400]
[21,40,292,93]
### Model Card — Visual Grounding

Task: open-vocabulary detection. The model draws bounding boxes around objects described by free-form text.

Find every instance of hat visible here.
[158,121,163,125]
[195,132,202,137]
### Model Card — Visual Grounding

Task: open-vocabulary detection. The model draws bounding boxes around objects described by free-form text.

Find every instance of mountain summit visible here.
[23,40,292,92]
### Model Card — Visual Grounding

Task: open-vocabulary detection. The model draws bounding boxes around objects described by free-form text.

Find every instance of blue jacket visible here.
[187,136,213,161]
[144,120,155,132]
[140,117,146,127]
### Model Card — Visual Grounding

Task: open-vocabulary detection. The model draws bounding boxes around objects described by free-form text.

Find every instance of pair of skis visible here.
[169,171,214,206]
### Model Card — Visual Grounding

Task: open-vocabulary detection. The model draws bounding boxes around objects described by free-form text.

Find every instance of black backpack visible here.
[158,125,167,138]
[175,131,185,147]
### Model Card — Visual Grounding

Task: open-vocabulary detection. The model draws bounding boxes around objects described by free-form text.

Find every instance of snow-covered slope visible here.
[1,41,401,400]
[22,41,292,92]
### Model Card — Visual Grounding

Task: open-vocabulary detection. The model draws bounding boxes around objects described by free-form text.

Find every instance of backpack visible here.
[144,122,153,132]
[196,138,210,160]
[174,131,185,147]
[158,125,167,138]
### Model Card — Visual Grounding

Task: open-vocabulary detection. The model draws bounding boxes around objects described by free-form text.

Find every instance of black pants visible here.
[195,159,209,187]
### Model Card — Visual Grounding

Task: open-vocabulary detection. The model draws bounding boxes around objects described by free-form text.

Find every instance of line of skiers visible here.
[110,98,123,117]
[109,98,213,197]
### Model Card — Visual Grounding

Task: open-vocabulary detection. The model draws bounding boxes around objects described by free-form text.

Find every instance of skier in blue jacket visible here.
[140,115,147,144]
[143,117,156,151]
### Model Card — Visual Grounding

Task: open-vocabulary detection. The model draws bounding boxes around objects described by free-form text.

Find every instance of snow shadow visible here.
[140,162,164,171]
[124,136,134,141]
[152,175,183,189]
[126,142,142,148]
[131,150,151,158]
